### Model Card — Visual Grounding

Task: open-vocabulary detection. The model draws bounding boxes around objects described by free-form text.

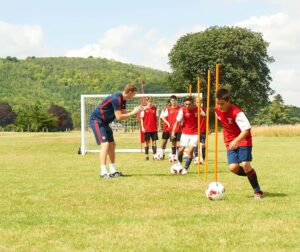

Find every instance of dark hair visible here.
[169,95,177,100]
[216,88,230,101]
[184,95,194,103]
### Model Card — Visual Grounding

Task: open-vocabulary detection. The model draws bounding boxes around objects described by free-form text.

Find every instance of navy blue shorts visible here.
[227,146,252,164]
[90,118,114,145]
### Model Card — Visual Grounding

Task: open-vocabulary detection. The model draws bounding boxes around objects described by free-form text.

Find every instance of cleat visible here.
[100,173,112,179]
[110,171,124,177]
[181,168,188,175]
[254,191,264,199]
[194,157,204,164]
[145,156,149,161]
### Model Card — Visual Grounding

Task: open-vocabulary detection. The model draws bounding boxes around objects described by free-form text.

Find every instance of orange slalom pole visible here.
[205,70,211,181]
[197,77,201,176]
[214,64,220,182]
[189,84,192,95]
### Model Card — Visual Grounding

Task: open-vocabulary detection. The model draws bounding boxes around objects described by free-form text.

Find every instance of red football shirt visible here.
[164,105,182,133]
[215,104,252,149]
[141,106,158,132]
[176,106,198,135]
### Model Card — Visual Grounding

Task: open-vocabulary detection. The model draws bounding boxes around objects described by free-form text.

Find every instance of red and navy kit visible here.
[215,104,252,149]
[89,93,126,144]
[141,106,157,132]
[90,93,126,124]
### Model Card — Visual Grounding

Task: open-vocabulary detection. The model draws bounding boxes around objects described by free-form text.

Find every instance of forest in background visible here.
[0,56,170,130]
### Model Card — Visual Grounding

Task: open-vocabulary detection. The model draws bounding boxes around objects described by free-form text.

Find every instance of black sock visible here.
[247,169,261,192]
[236,166,247,176]
[145,146,149,155]
[178,153,183,163]
[152,146,157,155]
[172,147,177,155]
[184,157,192,169]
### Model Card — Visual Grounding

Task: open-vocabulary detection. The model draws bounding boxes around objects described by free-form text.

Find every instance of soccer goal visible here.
[79,93,199,154]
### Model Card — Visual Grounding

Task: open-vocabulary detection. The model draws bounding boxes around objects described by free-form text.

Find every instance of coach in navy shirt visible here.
[90,83,143,178]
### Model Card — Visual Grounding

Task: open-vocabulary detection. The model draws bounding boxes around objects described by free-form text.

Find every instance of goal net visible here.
[80,93,199,154]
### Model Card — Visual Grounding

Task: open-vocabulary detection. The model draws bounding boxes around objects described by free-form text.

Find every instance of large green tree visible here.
[168,26,275,114]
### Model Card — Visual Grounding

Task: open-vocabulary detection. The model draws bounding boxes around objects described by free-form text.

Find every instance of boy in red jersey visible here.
[160,95,182,162]
[171,96,204,175]
[158,99,171,159]
[140,96,159,160]
[215,88,263,199]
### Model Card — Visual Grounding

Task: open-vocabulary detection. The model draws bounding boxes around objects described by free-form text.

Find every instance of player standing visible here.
[90,83,143,178]
[140,96,159,160]
[160,95,182,162]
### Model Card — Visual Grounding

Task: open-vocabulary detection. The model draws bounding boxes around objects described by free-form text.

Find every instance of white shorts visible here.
[179,134,198,148]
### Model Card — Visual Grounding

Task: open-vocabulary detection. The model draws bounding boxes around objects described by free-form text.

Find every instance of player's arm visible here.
[171,109,183,137]
[114,106,143,121]
[229,112,251,150]
[140,111,145,132]
[160,109,170,128]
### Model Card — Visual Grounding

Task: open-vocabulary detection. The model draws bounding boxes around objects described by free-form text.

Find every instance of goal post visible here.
[79,93,200,155]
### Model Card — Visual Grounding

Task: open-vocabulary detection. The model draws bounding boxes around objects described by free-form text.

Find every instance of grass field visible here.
[0,131,299,252]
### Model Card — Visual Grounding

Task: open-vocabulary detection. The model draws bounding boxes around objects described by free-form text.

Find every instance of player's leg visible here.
[177,133,188,166]
[239,147,263,198]
[161,131,169,159]
[182,135,197,174]
[89,119,110,178]
[151,132,158,159]
[144,133,150,160]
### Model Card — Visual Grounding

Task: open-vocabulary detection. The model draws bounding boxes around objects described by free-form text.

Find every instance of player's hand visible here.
[171,133,176,141]
[229,140,238,150]
[133,106,144,114]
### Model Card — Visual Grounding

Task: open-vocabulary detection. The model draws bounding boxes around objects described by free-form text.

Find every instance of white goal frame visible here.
[80,93,200,155]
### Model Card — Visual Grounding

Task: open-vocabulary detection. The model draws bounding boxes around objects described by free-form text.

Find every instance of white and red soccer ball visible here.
[170,163,182,175]
[205,182,225,200]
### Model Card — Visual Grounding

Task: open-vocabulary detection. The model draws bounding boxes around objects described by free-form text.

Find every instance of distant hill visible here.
[0,56,171,126]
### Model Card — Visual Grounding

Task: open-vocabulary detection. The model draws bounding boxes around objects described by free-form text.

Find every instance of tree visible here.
[48,105,73,131]
[168,26,275,114]
[253,94,300,125]
[0,102,16,127]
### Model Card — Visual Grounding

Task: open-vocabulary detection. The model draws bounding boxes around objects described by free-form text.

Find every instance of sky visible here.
[0,0,299,106]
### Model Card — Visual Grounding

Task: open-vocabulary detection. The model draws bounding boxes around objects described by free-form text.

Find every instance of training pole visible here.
[204,69,211,181]
[189,84,192,95]
[197,77,201,176]
[214,64,220,181]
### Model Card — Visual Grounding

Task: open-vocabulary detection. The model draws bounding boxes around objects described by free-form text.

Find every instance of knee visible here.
[229,164,239,174]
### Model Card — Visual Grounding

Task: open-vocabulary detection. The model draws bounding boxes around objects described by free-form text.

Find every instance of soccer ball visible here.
[170,163,182,175]
[205,182,225,200]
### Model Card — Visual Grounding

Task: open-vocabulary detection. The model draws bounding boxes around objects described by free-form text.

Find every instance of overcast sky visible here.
[0,0,299,106]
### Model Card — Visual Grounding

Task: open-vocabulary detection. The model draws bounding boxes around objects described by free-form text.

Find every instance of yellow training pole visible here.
[205,69,211,181]
[214,64,220,182]
[189,84,192,95]
[197,77,201,176]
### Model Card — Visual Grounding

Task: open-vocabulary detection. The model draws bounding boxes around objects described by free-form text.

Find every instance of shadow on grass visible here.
[263,191,288,198]
[123,174,171,177]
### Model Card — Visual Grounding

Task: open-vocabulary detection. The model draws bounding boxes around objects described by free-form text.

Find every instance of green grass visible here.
[0,132,299,252]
